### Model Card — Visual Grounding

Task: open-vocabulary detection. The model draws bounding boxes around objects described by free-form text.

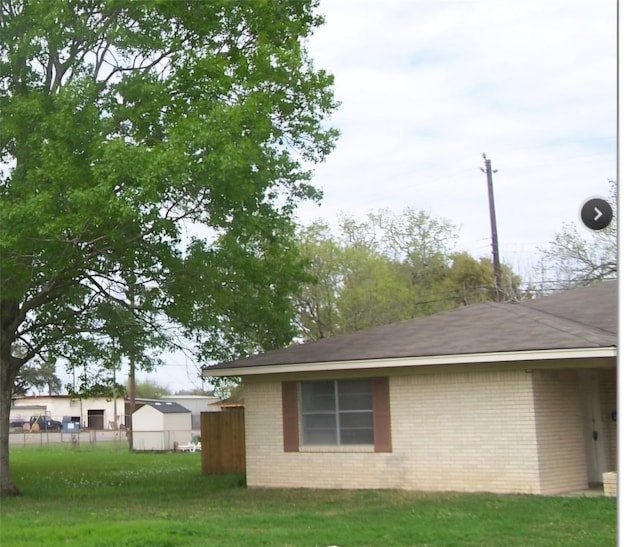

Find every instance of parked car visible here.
[10,418,27,428]
[29,416,63,431]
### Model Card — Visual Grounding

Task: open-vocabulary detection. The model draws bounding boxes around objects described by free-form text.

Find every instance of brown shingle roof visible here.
[204,280,617,371]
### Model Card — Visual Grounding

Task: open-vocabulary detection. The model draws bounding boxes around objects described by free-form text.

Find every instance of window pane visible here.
[339,393,373,411]
[337,380,372,411]
[303,428,338,445]
[339,411,373,429]
[340,427,374,445]
[338,379,372,395]
[301,381,335,412]
[303,414,336,429]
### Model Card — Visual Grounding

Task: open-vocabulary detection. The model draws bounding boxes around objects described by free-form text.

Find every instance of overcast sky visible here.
[108,1,620,394]
[295,0,617,277]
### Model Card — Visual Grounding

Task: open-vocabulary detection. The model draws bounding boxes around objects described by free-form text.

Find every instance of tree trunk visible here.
[0,344,21,497]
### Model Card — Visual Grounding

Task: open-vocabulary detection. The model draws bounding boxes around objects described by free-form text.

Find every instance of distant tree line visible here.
[293,208,521,342]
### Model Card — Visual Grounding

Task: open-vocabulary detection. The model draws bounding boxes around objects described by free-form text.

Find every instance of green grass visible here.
[1,443,616,546]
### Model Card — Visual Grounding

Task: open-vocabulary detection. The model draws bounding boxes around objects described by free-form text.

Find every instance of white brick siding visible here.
[245,368,537,493]
[242,364,614,495]
[532,369,588,494]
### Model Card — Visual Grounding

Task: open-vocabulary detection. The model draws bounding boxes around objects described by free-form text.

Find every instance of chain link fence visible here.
[8,429,127,447]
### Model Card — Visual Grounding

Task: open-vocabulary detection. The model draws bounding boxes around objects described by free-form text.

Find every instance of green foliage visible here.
[0,0,338,495]
[439,252,521,306]
[12,359,62,396]
[294,221,345,340]
[338,246,415,333]
[294,209,522,341]
[1,444,617,546]
[133,379,170,399]
[64,361,126,399]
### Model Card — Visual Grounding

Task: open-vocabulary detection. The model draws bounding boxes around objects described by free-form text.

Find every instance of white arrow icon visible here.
[594,207,602,221]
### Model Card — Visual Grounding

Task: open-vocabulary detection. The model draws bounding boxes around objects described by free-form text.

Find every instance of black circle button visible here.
[580,198,613,231]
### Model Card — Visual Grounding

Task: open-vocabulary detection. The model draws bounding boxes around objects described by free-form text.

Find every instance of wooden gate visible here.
[200,409,246,475]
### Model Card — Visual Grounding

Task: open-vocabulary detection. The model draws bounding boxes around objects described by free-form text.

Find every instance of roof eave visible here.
[203,346,617,377]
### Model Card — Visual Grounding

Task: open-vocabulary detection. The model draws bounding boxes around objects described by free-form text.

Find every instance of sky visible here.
[57,0,619,395]
[294,0,617,278]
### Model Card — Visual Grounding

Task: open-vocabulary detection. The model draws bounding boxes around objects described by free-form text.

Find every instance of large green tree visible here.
[339,208,458,316]
[296,222,414,340]
[438,252,521,306]
[294,209,521,342]
[295,221,344,341]
[0,0,337,496]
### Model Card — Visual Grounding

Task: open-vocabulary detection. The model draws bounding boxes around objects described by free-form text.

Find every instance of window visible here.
[281,377,392,452]
[300,379,373,445]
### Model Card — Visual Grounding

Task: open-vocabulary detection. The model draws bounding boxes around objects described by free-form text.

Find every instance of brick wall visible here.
[531,369,588,494]
[244,368,545,494]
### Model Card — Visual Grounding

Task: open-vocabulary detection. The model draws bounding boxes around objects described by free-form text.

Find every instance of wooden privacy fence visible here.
[200,409,246,475]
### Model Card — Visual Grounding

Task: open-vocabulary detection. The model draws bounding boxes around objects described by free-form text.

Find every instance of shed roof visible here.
[138,401,190,414]
[203,280,617,374]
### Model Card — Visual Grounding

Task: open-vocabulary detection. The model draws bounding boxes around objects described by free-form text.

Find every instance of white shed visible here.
[131,401,192,451]
[161,395,221,429]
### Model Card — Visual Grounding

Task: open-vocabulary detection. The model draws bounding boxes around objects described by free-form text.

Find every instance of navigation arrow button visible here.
[581,198,612,231]
[594,207,602,221]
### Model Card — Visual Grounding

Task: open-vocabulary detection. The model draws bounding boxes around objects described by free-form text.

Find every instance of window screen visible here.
[300,379,373,445]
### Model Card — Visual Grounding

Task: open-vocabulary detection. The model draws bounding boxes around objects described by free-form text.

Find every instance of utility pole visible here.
[481,154,502,301]
[126,278,136,451]
[112,356,118,436]
[128,352,136,451]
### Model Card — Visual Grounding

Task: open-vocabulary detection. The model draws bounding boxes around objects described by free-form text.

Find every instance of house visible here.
[202,281,617,495]
[131,401,192,451]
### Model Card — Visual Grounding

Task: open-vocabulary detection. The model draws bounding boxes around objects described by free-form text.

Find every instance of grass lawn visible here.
[1,443,616,546]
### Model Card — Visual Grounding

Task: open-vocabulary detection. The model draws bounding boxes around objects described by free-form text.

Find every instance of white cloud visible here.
[297,0,616,268]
